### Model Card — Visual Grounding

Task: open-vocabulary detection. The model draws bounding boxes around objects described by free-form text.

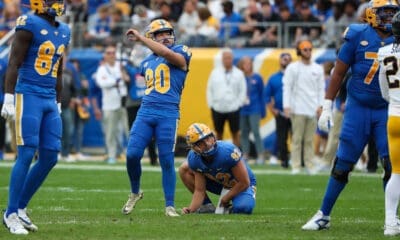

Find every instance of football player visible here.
[302,0,400,231]
[1,0,70,235]
[122,19,192,217]
[179,123,257,214]
[377,11,400,236]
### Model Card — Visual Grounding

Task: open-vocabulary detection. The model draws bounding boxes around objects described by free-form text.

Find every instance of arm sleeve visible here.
[282,65,293,109]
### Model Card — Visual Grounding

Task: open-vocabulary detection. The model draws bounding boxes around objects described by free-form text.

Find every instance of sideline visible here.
[0,161,381,177]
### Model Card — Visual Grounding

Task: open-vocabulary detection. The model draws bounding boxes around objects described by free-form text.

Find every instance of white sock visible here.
[385,173,400,225]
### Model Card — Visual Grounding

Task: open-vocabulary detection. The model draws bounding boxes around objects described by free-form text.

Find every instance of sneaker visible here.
[195,203,216,214]
[3,212,28,235]
[302,210,331,230]
[384,223,400,236]
[18,208,38,232]
[107,158,116,164]
[122,191,143,215]
[165,206,180,217]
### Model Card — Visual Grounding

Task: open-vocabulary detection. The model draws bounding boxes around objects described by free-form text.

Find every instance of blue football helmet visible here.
[186,123,217,157]
[365,0,400,32]
[22,0,65,16]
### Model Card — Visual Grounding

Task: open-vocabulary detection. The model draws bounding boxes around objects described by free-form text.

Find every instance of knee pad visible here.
[380,157,392,182]
[330,157,352,183]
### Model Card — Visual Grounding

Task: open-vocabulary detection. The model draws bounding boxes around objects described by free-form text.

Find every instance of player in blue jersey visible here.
[179,123,256,214]
[302,0,399,231]
[121,19,192,217]
[1,0,70,235]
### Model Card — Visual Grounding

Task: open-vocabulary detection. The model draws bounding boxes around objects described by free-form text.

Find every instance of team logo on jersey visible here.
[360,40,369,46]
[40,29,48,35]
[231,148,241,161]
[54,31,58,36]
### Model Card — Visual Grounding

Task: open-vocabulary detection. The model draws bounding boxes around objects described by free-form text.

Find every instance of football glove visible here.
[1,93,15,121]
[318,99,333,132]
[57,102,61,114]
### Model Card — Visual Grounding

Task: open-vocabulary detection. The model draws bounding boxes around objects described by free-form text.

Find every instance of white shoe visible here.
[269,155,278,165]
[384,223,400,236]
[302,210,331,230]
[122,191,143,215]
[291,168,301,175]
[165,206,180,217]
[18,208,38,231]
[3,212,29,235]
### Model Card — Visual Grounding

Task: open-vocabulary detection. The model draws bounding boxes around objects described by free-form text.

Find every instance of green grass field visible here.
[0,161,390,240]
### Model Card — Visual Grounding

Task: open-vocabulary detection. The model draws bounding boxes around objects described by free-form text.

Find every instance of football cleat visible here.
[384,222,400,236]
[195,203,216,214]
[302,210,331,230]
[3,212,29,235]
[18,208,38,232]
[122,191,143,215]
[165,206,180,217]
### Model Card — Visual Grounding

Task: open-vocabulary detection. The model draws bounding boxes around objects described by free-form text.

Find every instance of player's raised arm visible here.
[126,19,188,70]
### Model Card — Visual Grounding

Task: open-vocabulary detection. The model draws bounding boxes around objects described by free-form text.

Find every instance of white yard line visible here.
[0,161,381,177]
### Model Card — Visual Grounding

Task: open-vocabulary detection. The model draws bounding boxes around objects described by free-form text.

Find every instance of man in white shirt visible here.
[95,45,128,164]
[206,48,247,147]
[283,40,325,174]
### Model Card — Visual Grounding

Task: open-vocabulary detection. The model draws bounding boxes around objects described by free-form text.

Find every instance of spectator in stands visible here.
[323,2,344,49]
[293,1,322,47]
[170,0,185,23]
[277,5,297,45]
[86,0,109,17]
[177,0,199,45]
[152,1,174,24]
[314,0,332,23]
[109,7,131,44]
[238,0,263,45]
[85,3,112,47]
[243,0,280,47]
[2,1,21,33]
[187,6,219,47]
[206,48,247,147]
[338,0,358,26]
[237,56,265,165]
[131,4,156,33]
[218,0,244,46]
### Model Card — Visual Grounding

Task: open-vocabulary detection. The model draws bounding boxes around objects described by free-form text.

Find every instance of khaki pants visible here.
[290,114,317,170]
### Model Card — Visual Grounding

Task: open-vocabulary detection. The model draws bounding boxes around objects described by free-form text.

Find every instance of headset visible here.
[296,40,313,56]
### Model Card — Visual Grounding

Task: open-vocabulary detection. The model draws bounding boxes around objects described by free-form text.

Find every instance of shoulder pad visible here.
[342,24,369,42]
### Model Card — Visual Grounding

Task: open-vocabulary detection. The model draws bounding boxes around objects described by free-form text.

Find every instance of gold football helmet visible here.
[365,0,399,31]
[27,0,65,16]
[145,19,175,44]
[186,123,217,156]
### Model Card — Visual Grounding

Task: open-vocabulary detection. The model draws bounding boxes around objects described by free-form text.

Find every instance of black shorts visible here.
[211,109,240,133]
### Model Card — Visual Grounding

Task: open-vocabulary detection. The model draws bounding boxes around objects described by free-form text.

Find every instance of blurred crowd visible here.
[0,0,368,49]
